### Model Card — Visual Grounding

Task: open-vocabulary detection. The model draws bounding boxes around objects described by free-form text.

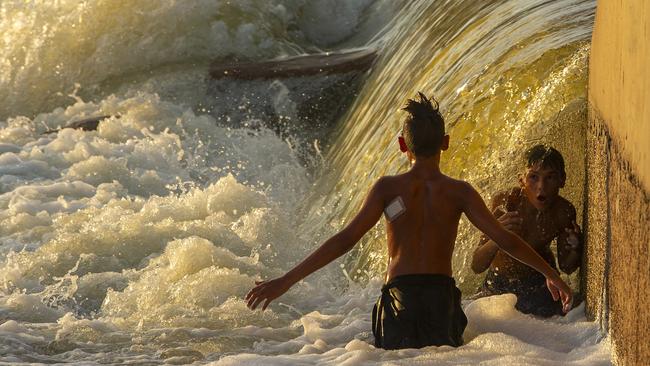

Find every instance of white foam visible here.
[214,286,610,366]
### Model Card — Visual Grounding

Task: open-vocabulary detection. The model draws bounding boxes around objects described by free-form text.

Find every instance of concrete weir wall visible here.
[584,0,650,365]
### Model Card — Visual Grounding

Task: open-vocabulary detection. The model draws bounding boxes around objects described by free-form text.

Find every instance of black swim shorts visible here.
[372,274,467,350]
[481,268,564,317]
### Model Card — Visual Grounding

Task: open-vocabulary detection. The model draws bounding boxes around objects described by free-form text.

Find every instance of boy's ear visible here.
[560,172,566,188]
[440,135,450,151]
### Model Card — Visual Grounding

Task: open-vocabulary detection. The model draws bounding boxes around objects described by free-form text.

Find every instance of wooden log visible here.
[209,48,377,80]
[43,115,116,134]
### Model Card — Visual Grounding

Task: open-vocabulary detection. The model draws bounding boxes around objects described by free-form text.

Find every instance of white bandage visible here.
[384,196,406,222]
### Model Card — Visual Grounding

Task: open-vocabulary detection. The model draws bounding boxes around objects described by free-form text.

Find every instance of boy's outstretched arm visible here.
[246,179,386,310]
[460,182,573,313]
[471,210,524,273]
[470,192,520,273]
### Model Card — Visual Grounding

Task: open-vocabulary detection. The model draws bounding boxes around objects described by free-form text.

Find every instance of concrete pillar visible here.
[585,0,650,365]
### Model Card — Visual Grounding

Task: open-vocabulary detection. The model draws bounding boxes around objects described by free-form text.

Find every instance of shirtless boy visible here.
[246,93,572,349]
[471,145,582,317]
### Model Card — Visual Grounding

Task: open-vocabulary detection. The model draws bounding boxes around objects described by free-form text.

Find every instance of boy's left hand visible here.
[564,221,582,250]
[246,276,292,311]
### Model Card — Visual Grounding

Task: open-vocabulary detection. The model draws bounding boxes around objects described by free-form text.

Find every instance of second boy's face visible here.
[520,163,565,210]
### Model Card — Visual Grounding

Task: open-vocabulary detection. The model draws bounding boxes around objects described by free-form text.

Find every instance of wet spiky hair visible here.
[401,92,445,157]
[525,144,566,178]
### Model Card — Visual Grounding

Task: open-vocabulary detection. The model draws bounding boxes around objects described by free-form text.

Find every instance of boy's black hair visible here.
[525,144,566,177]
[401,92,445,157]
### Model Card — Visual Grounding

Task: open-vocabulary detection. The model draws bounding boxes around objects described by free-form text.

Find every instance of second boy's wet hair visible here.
[525,144,566,177]
[402,92,445,157]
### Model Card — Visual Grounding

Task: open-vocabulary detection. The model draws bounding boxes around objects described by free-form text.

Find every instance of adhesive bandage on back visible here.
[384,196,406,222]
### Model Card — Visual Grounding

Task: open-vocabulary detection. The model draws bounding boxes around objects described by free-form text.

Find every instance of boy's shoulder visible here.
[377,172,468,186]
[375,173,470,194]
[373,174,408,195]
[373,174,400,189]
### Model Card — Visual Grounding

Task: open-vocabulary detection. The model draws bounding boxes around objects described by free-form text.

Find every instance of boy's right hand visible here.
[497,211,523,234]
[545,277,573,313]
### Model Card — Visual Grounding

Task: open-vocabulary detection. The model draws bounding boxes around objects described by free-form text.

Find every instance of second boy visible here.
[471,145,582,317]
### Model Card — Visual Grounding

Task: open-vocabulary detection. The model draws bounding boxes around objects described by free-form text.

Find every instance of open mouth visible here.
[536,195,547,202]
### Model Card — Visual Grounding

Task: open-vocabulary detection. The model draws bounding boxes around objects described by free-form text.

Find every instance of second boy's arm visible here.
[461,183,573,312]
[246,179,386,310]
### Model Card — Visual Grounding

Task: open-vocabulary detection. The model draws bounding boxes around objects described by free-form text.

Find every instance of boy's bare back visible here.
[379,171,465,280]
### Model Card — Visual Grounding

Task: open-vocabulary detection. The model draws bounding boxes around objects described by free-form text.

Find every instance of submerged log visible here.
[209,48,378,80]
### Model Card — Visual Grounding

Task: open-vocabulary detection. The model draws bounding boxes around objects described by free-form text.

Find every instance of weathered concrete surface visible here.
[585,112,650,365]
[585,1,650,365]
[588,0,650,193]
[583,113,609,329]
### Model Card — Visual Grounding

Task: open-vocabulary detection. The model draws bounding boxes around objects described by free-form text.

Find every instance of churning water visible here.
[0,0,611,364]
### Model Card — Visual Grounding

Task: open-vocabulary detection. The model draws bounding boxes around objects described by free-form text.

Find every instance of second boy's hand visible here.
[498,211,523,234]
[564,221,582,250]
